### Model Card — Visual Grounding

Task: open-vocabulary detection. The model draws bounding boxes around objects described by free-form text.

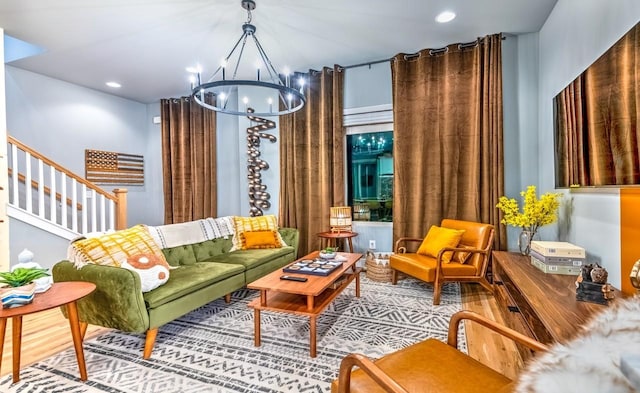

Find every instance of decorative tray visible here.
[283,259,343,276]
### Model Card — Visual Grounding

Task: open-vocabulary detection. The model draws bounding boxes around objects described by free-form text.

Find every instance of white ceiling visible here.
[0,0,557,104]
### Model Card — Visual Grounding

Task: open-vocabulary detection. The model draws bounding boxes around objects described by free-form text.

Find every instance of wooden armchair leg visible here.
[224,293,231,303]
[143,328,158,359]
[433,283,442,305]
[479,278,494,294]
[391,269,398,285]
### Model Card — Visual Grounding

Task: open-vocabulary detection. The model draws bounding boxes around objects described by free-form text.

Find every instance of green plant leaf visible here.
[0,267,50,287]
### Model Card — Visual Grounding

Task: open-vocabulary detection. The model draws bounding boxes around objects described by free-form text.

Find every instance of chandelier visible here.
[188,0,306,117]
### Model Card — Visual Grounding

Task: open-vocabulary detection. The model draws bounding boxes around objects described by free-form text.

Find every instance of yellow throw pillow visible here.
[453,245,474,264]
[241,230,281,249]
[231,215,287,251]
[70,225,168,268]
[417,225,465,263]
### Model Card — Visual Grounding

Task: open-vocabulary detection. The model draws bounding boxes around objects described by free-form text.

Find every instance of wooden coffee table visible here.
[0,281,96,382]
[247,251,363,357]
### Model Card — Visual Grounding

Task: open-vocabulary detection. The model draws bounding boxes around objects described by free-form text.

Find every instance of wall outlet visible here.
[369,240,376,249]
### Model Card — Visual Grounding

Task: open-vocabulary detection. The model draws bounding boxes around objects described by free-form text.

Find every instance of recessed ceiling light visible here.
[435,11,456,23]
[105,81,121,88]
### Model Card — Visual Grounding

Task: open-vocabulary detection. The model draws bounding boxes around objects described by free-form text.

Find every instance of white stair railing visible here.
[7,136,127,237]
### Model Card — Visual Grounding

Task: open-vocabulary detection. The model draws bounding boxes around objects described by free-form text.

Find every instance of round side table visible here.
[317,231,358,253]
[0,281,96,382]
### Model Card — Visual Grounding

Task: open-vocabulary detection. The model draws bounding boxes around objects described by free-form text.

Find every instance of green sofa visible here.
[52,227,299,358]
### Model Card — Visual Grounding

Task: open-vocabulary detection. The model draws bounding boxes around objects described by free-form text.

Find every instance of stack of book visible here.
[529,241,585,275]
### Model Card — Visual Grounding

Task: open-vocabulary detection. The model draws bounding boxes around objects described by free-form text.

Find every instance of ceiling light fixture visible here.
[188,0,305,117]
[105,81,121,88]
[435,11,456,23]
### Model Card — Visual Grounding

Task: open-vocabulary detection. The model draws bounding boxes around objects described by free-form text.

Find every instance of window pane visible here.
[346,131,393,222]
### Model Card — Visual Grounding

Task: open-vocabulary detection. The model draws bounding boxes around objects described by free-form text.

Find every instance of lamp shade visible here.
[330,206,352,233]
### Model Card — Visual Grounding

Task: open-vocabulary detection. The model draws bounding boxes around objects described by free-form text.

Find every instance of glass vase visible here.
[518,230,537,256]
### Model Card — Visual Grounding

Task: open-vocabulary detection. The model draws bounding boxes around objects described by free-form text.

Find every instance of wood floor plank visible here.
[461,283,524,380]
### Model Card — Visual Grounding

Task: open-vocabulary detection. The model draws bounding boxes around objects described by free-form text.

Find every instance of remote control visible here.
[280,275,308,282]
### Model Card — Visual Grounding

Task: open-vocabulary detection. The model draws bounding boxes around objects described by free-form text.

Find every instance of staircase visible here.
[6,136,127,241]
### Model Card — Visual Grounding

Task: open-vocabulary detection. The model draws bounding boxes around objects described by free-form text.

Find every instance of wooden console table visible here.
[492,251,623,361]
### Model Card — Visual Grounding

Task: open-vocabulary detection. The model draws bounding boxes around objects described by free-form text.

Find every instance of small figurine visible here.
[590,265,608,283]
[581,264,594,282]
[575,263,612,305]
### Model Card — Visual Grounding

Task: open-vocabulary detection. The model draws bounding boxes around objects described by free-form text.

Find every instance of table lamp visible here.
[330,206,352,233]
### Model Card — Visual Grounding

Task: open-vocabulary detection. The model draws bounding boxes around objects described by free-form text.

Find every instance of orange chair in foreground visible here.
[332,310,548,393]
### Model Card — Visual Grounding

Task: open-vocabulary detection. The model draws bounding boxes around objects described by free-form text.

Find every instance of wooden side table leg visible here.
[80,321,88,340]
[310,316,317,358]
[254,309,261,347]
[0,318,6,377]
[347,237,354,253]
[355,270,361,298]
[66,302,89,381]
[12,316,23,383]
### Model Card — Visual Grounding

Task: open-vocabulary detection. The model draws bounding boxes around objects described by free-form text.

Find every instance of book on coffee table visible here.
[283,259,343,276]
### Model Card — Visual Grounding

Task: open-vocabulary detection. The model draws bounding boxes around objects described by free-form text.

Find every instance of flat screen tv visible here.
[553,21,640,188]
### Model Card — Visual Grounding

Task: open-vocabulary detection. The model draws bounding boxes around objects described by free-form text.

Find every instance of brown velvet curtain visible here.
[554,77,588,186]
[160,96,217,224]
[555,23,640,187]
[279,66,345,256]
[391,34,505,250]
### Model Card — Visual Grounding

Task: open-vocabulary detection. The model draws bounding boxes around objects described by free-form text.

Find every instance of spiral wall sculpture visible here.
[246,108,277,217]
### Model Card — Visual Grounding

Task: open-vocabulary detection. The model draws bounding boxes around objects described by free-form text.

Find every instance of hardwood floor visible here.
[0,283,522,381]
[461,283,524,380]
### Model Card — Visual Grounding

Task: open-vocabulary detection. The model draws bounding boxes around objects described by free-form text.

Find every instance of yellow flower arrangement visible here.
[496,185,562,233]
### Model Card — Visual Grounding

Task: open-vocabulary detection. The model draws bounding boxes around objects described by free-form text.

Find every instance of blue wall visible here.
[532,0,640,288]
[5,66,163,227]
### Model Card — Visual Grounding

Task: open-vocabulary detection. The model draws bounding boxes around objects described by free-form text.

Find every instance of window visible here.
[346,130,393,222]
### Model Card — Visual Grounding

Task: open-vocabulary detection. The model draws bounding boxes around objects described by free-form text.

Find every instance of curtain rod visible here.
[343,58,392,70]
[342,34,506,71]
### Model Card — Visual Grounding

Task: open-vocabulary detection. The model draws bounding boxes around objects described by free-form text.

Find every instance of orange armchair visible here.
[390,219,494,305]
[331,310,548,393]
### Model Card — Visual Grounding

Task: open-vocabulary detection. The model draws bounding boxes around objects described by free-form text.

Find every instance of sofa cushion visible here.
[143,262,244,308]
[389,253,477,282]
[191,238,234,262]
[69,224,168,268]
[241,230,282,249]
[231,215,287,251]
[207,246,295,269]
[122,253,171,292]
[162,244,197,266]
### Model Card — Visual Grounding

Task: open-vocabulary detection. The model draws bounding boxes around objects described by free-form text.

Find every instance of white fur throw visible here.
[516,296,640,393]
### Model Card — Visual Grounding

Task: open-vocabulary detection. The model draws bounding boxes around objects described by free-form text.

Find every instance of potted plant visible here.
[0,267,50,308]
[496,185,562,255]
[319,247,337,259]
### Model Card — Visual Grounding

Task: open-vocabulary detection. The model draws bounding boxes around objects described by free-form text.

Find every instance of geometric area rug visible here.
[0,276,465,393]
